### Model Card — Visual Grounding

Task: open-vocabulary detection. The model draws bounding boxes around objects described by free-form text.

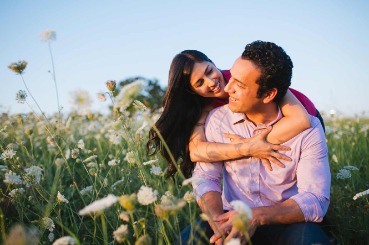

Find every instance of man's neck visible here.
[244,103,279,126]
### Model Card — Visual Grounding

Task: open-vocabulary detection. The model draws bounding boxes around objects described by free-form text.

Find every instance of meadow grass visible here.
[1,30,369,244]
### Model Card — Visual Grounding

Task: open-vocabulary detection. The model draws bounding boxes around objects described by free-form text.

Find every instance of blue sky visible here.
[1,0,369,116]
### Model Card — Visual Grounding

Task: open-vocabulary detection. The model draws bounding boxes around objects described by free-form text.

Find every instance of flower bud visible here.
[106,80,116,92]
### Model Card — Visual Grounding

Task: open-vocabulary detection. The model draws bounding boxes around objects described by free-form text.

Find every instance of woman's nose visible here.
[205,77,217,88]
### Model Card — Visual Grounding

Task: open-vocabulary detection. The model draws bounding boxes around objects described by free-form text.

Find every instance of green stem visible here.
[0,208,6,243]
[101,214,108,245]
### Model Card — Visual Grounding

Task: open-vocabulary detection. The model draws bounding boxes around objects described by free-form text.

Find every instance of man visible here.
[184,41,331,244]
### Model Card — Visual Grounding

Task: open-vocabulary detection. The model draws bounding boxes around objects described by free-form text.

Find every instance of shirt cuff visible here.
[291,192,330,222]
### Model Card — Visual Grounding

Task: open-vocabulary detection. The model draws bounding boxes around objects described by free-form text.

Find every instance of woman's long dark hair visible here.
[146,50,213,178]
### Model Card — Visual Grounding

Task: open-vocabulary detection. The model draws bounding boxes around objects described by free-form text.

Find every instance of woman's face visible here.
[189,61,228,99]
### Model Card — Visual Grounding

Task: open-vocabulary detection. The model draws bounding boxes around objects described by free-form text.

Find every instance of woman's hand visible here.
[224,126,291,171]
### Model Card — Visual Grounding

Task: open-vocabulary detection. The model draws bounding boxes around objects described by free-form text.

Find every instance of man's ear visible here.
[263,88,278,103]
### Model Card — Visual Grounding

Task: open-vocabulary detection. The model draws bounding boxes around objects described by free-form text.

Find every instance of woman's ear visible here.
[263,88,278,103]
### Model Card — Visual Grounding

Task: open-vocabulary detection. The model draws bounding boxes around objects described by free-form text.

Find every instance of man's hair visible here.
[242,40,293,104]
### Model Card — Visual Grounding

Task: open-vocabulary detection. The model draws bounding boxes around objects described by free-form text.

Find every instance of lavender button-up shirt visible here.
[193,105,331,222]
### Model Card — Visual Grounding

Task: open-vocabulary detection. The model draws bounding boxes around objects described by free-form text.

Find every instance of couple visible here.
[148,41,331,244]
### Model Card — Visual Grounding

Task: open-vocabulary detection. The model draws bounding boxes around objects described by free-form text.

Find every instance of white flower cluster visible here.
[336,165,359,180]
[124,151,136,164]
[41,217,55,232]
[4,171,23,185]
[1,148,16,160]
[113,224,129,243]
[114,80,144,112]
[150,165,162,176]
[137,186,158,205]
[40,29,56,42]
[80,186,93,196]
[52,236,76,245]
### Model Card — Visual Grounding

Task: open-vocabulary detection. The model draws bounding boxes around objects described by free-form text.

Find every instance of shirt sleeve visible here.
[192,109,224,200]
[291,118,331,222]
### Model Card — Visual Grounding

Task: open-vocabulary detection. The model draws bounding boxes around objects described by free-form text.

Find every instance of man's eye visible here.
[237,83,245,88]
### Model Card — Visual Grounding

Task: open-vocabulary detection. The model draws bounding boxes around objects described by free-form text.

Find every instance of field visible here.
[1,33,369,244]
[1,104,368,244]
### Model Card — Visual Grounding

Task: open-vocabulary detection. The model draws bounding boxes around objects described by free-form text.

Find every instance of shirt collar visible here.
[229,106,282,128]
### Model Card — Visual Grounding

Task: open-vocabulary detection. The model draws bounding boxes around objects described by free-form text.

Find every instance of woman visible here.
[147,50,317,178]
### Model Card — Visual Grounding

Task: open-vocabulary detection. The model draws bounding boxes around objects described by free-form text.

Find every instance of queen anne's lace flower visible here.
[137,186,158,205]
[80,186,93,196]
[16,90,27,104]
[150,165,162,176]
[40,29,56,42]
[78,194,118,215]
[1,149,16,160]
[41,217,55,232]
[336,169,351,179]
[4,171,23,185]
[24,166,43,185]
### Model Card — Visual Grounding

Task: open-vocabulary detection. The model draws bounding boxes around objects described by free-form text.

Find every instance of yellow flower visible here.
[118,193,137,211]
[8,60,28,75]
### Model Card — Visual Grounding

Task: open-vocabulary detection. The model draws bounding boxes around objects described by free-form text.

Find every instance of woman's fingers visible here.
[271,144,291,152]
[270,151,291,161]
[261,159,273,171]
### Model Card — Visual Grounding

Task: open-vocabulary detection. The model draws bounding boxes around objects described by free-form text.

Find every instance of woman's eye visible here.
[196,79,204,87]
[206,68,213,75]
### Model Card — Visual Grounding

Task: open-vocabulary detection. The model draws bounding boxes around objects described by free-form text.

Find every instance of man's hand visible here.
[224,126,291,171]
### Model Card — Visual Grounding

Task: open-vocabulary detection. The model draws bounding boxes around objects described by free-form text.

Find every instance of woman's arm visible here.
[266,90,311,144]
[189,108,291,171]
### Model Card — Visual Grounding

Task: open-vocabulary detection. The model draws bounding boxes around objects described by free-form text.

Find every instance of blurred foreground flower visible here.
[70,89,93,115]
[3,224,39,245]
[113,224,129,243]
[40,29,56,42]
[97,92,107,102]
[52,236,77,245]
[8,60,27,74]
[230,200,252,234]
[16,90,27,104]
[114,80,144,112]
[225,238,241,245]
[118,193,137,211]
[353,188,369,200]
[135,234,152,245]
[79,194,118,216]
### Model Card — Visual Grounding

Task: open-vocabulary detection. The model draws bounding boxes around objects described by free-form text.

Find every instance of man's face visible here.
[224,57,263,114]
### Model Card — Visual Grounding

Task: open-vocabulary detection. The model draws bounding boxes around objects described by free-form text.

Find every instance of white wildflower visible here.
[40,29,56,42]
[52,236,76,245]
[80,186,93,196]
[78,194,118,216]
[114,80,144,112]
[225,238,241,245]
[136,120,148,135]
[77,139,85,150]
[41,217,55,232]
[108,159,118,166]
[343,165,359,171]
[133,100,147,111]
[150,165,162,176]
[24,166,43,185]
[109,133,122,145]
[0,165,7,172]
[48,232,55,242]
[65,148,71,159]
[16,90,27,104]
[46,136,56,146]
[70,89,93,116]
[332,154,338,163]
[124,151,136,164]
[97,93,107,102]
[113,224,128,243]
[71,148,79,159]
[183,191,196,203]
[143,159,159,166]
[4,171,23,185]
[1,148,16,160]
[57,191,69,204]
[230,200,252,219]
[119,212,130,222]
[9,188,25,199]
[137,186,158,205]
[353,189,369,200]
[336,169,351,179]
